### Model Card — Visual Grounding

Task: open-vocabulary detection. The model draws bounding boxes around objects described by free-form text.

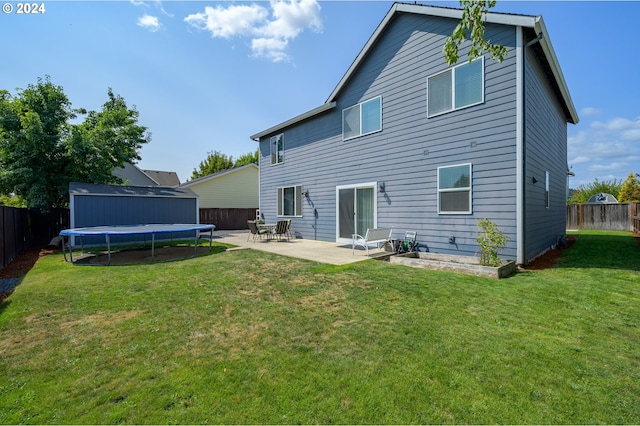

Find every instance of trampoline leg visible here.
[106,235,111,266]
[193,231,198,258]
[62,235,69,263]
[152,233,155,262]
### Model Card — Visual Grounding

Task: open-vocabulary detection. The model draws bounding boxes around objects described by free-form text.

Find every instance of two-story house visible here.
[250,2,578,264]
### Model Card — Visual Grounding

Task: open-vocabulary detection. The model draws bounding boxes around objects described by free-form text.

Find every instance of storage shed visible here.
[69,182,200,245]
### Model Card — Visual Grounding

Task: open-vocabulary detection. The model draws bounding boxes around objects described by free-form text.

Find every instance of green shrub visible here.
[476,218,508,266]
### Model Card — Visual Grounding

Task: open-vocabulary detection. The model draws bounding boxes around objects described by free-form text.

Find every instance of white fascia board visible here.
[250,102,336,141]
[397,3,538,27]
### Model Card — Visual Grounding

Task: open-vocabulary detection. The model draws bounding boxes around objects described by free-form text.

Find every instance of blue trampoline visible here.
[60,223,215,265]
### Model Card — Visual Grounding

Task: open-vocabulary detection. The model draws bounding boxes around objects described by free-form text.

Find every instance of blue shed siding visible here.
[259,12,522,260]
[73,195,198,245]
[523,46,568,261]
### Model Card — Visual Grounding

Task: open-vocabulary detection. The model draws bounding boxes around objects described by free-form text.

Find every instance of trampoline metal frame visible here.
[59,224,215,265]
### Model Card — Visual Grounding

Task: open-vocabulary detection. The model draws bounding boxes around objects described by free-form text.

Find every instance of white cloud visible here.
[258,0,322,39]
[252,37,289,62]
[137,14,160,32]
[184,0,323,62]
[185,4,267,38]
[568,115,640,186]
[579,106,601,117]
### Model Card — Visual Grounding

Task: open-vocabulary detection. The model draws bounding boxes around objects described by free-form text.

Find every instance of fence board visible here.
[199,208,256,230]
[567,203,639,231]
[1,206,71,270]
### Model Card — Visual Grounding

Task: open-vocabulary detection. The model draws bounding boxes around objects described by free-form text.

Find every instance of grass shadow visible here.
[0,298,12,314]
[557,231,639,271]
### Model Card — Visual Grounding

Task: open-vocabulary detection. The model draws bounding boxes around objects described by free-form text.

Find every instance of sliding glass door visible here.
[336,183,376,243]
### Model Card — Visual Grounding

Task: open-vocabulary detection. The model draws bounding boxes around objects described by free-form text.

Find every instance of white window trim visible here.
[545,171,550,209]
[270,133,284,166]
[342,95,382,141]
[277,184,303,217]
[427,57,485,118]
[437,163,473,215]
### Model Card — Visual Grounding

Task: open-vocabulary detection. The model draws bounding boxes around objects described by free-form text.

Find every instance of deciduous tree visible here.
[234,150,259,167]
[618,171,640,202]
[568,179,623,204]
[0,76,150,211]
[191,151,234,180]
[191,149,258,180]
[444,0,508,66]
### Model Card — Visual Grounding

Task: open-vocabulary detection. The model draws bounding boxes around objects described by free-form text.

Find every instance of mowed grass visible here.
[0,231,638,424]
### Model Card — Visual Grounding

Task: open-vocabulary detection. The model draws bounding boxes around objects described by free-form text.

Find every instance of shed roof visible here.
[250,1,578,141]
[69,182,198,199]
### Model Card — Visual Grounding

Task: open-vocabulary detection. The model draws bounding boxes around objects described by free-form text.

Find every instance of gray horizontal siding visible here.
[523,45,569,262]
[259,13,520,260]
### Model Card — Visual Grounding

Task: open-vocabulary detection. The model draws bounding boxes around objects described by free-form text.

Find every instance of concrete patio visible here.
[210,230,388,265]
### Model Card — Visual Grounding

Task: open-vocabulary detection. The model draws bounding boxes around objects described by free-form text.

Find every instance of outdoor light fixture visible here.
[378,182,386,193]
[532,176,538,184]
[302,190,310,198]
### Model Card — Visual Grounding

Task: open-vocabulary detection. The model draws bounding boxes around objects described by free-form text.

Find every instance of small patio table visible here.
[258,223,277,240]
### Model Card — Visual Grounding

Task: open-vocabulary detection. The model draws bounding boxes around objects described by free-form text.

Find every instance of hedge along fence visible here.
[567,203,639,231]
[0,206,70,270]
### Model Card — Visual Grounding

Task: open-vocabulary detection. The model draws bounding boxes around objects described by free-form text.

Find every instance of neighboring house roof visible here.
[250,1,578,141]
[113,162,159,186]
[143,170,181,187]
[113,162,181,187]
[70,182,197,199]
[180,164,258,188]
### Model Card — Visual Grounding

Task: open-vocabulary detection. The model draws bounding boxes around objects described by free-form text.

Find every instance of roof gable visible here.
[327,2,576,124]
[250,1,577,141]
[180,164,258,188]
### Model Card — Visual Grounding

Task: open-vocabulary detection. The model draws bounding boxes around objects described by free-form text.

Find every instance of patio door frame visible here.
[335,182,378,244]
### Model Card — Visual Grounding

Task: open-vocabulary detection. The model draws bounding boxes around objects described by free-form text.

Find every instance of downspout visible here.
[518,30,544,264]
[516,27,524,264]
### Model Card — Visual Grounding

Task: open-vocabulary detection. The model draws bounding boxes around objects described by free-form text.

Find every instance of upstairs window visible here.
[343,96,382,140]
[270,133,284,165]
[438,163,472,214]
[277,185,302,217]
[428,57,484,117]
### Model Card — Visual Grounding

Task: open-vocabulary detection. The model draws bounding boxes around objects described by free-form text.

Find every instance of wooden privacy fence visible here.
[199,208,257,230]
[567,203,639,231]
[0,207,70,270]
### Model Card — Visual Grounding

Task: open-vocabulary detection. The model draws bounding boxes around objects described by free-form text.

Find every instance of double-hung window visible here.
[342,96,382,140]
[438,163,472,214]
[277,185,302,217]
[270,133,284,165]
[428,57,484,117]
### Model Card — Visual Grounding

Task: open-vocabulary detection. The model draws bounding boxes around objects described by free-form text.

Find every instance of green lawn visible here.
[0,230,638,424]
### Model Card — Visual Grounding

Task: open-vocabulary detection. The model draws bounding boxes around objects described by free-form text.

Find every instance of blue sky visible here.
[2,1,638,187]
